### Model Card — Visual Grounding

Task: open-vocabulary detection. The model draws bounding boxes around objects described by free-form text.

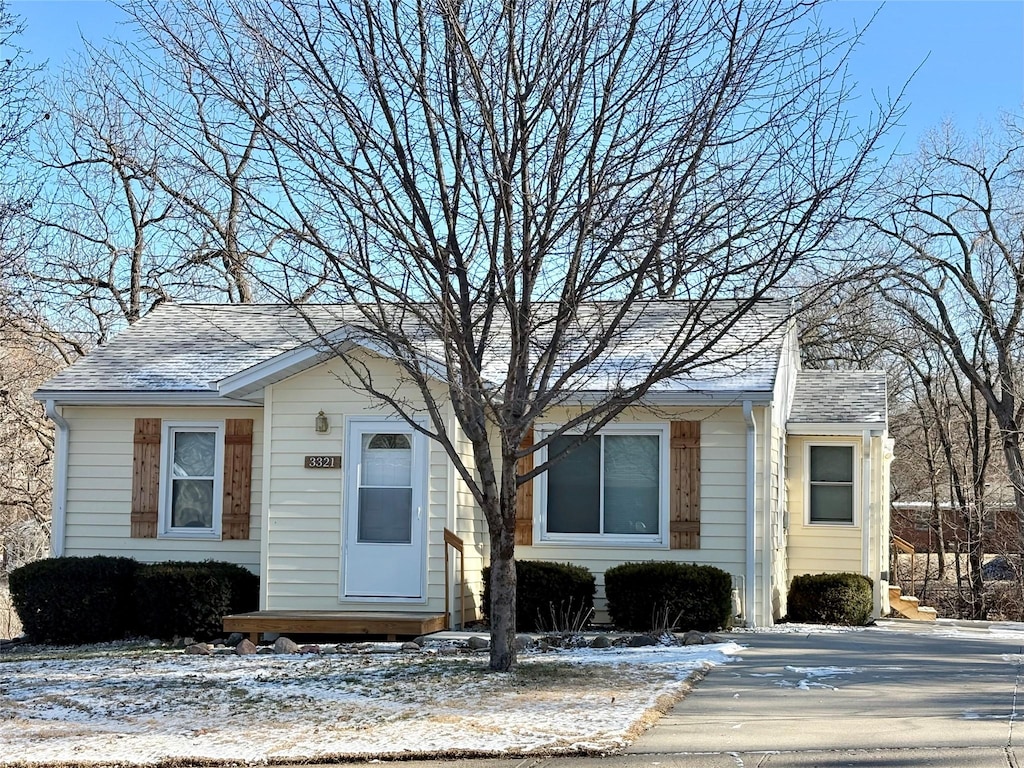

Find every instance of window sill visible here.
[158,530,223,541]
[534,535,666,549]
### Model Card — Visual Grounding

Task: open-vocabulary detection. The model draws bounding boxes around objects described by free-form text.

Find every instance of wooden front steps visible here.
[223,610,447,643]
[888,586,938,621]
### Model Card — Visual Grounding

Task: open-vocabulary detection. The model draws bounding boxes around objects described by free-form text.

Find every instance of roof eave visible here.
[786,421,887,435]
[33,391,259,407]
[559,389,775,407]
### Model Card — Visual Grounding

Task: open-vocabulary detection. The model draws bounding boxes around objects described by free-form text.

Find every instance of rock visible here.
[704,633,725,644]
[401,641,422,652]
[273,636,300,654]
[514,634,532,651]
[466,636,489,650]
[589,635,612,649]
[262,632,280,643]
[184,642,212,655]
[682,630,705,646]
[411,636,428,647]
[183,637,195,647]
[542,635,564,648]
[257,646,274,654]
[298,644,322,654]
[628,634,657,647]
[235,639,258,655]
[226,632,245,646]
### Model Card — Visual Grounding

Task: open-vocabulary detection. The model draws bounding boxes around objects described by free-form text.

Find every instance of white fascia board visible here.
[32,391,260,407]
[215,338,353,399]
[559,389,774,407]
[786,422,886,435]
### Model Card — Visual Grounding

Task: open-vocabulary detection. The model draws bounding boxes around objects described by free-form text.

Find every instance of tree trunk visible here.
[486,521,517,672]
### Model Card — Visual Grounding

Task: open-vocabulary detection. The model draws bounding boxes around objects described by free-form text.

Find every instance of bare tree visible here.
[123,0,896,669]
[872,121,1024,548]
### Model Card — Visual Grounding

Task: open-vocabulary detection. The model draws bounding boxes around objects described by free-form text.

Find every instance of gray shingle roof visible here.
[789,370,887,424]
[36,300,793,398]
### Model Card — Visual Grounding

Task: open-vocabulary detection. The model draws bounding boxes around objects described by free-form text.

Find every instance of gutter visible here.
[43,399,70,558]
[743,400,757,627]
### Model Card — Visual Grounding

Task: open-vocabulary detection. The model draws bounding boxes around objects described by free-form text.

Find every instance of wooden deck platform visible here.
[222,610,448,643]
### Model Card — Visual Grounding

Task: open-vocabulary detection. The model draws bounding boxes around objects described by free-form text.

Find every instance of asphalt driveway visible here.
[624,619,1024,766]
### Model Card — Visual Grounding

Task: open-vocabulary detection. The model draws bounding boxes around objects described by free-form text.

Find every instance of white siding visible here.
[61,405,263,568]
[450,417,488,624]
[516,405,750,624]
[786,435,864,576]
[264,353,453,614]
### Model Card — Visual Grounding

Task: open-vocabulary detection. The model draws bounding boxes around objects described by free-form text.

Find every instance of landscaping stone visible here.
[514,634,532,651]
[298,644,322,654]
[235,638,258,655]
[411,636,428,647]
[272,636,300,654]
[590,635,612,649]
[628,634,657,647]
[681,630,705,646]
[466,636,489,650]
[257,646,274,654]
[226,632,245,646]
[184,642,212,655]
[401,641,421,652]
[262,632,280,643]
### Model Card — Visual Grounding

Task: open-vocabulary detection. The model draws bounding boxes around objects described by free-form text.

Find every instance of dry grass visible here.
[0,580,22,640]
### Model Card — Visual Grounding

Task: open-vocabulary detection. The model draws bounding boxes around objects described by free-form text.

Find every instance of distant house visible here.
[34,301,893,633]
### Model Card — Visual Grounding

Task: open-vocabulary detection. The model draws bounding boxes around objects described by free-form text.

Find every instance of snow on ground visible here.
[0,641,741,766]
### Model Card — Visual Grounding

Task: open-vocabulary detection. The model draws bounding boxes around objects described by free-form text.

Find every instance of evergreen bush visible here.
[604,561,733,632]
[483,560,595,631]
[9,555,140,644]
[786,572,874,626]
[133,561,259,640]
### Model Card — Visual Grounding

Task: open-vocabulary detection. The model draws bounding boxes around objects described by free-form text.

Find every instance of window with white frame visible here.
[540,426,666,541]
[160,423,224,538]
[808,444,855,524]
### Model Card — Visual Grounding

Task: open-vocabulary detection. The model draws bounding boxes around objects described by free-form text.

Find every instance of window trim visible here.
[534,423,670,547]
[158,421,225,540]
[805,442,858,527]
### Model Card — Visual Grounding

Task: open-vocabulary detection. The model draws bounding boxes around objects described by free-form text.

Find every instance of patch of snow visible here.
[0,641,742,766]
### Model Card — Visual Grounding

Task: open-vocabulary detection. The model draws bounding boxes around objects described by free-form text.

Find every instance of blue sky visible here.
[8,0,1024,155]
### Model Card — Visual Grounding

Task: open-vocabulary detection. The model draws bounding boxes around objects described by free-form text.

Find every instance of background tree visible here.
[871,121,1024,548]
[122,0,896,670]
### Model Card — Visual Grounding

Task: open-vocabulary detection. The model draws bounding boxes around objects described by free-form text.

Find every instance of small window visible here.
[160,423,224,538]
[808,444,854,524]
[541,428,664,541]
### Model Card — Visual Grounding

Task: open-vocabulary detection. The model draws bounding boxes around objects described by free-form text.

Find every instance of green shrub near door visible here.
[604,561,733,632]
[786,572,874,626]
[9,555,259,644]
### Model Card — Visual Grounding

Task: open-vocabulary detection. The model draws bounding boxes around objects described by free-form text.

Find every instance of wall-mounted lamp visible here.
[315,410,330,434]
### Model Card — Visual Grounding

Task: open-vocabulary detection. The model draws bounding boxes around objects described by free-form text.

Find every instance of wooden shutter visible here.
[131,418,162,538]
[222,418,254,540]
[669,420,701,549]
[514,426,534,545]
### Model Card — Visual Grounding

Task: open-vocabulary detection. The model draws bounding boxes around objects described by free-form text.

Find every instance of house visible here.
[33,301,894,633]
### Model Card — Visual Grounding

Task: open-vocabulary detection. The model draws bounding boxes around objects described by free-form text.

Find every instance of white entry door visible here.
[342,420,426,599]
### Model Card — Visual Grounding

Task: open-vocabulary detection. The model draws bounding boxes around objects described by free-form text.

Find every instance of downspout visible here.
[862,429,874,613]
[44,399,69,558]
[762,407,773,626]
[743,401,757,627]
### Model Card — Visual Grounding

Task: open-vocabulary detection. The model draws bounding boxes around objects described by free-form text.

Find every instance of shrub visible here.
[482,560,596,632]
[604,561,733,632]
[133,561,259,640]
[787,572,874,626]
[8,556,141,644]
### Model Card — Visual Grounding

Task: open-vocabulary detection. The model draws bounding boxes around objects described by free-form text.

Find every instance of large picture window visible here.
[808,444,855,524]
[541,427,665,541]
[160,423,224,538]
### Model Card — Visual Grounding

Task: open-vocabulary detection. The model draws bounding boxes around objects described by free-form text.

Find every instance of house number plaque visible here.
[304,455,342,469]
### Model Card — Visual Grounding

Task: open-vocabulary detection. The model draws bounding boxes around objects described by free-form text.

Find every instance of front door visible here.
[342,420,426,599]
